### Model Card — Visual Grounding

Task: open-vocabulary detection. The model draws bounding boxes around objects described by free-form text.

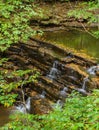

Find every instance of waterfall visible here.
[25,97,31,111]
[87,64,99,75]
[77,88,87,95]
[16,97,31,114]
[74,77,89,95]
[47,61,60,79]
[39,90,46,98]
[53,100,64,109]
[53,60,59,68]
[59,87,68,98]
[82,77,89,90]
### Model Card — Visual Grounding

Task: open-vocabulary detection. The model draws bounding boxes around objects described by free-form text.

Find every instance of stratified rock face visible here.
[1,38,98,114]
[30,2,98,29]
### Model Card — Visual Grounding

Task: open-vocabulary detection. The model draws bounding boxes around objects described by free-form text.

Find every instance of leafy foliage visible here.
[1,90,99,130]
[0,0,42,107]
[0,58,40,107]
[2,114,41,130]
[0,69,40,107]
[0,0,42,51]
[0,1,99,129]
[68,1,99,38]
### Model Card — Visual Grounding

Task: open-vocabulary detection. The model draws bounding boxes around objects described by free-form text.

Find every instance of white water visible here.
[47,61,60,79]
[73,77,89,95]
[39,90,46,98]
[16,97,31,113]
[82,77,89,90]
[48,68,59,79]
[54,100,64,109]
[25,97,31,111]
[87,64,99,75]
[76,88,87,94]
[59,87,68,98]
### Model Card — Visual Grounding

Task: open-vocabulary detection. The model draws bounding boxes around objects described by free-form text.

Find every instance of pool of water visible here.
[43,29,99,61]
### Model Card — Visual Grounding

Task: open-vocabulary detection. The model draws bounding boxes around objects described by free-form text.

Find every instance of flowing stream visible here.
[75,77,89,95]
[47,60,60,79]
[0,28,99,127]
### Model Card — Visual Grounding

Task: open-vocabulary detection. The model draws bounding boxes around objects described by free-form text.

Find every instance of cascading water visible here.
[76,77,89,95]
[55,100,64,108]
[16,97,31,113]
[39,90,46,98]
[53,87,68,109]
[16,104,27,113]
[47,61,60,80]
[53,60,59,68]
[59,87,68,98]
[87,64,99,75]
[82,77,89,90]
[25,97,31,112]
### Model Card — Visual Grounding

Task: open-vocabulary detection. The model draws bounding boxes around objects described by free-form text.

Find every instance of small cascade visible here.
[87,64,99,75]
[47,61,60,79]
[25,97,31,112]
[53,100,64,109]
[53,60,59,68]
[16,97,31,114]
[82,77,89,90]
[39,90,46,98]
[59,87,68,98]
[16,104,27,113]
[77,88,87,95]
[74,77,89,95]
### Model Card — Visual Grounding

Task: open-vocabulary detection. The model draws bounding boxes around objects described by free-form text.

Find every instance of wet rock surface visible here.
[1,38,99,114]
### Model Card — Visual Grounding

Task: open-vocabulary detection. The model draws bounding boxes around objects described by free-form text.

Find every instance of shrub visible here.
[1,90,99,130]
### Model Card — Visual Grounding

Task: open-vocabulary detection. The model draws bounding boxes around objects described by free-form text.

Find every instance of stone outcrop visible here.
[1,38,98,114]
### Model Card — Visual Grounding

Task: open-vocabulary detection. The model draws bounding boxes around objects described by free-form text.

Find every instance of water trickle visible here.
[25,97,31,111]
[48,68,59,79]
[16,104,27,113]
[63,87,68,92]
[77,88,87,95]
[39,90,46,98]
[16,97,31,114]
[87,64,99,75]
[76,77,89,95]
[47,61,60,80]
[59,87,68,98]
[55,100,64,108]
[53,60,59,68]
[82,77,89,90]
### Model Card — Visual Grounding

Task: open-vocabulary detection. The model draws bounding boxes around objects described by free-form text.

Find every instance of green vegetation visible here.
[0,0,99,130]
[0,58,40,107]
[68,0,99,38]
[0,0,41,106]
[1,90,99,130]
[0,0,42,51]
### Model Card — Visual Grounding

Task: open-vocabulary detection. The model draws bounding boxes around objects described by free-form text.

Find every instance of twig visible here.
[80,22,96,38]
